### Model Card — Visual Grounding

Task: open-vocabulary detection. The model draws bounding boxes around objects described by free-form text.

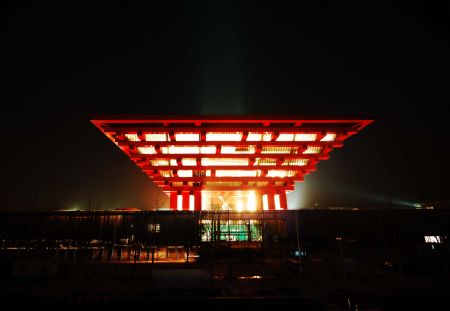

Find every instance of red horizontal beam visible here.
[140,165,314,171]
[159,185,296,192]
[128,153,330,160]
[117,140,343,147]
[104,125,361,134]
[149,176,303,182]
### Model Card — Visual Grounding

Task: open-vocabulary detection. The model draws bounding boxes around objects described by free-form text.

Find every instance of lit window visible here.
[303,146,322,154]
[294,133,317,141]
[145,133,168,141]
[182,158,197,166]
[159,170,173,177]
[150,159,169,166]
[321,133,336,141]
[137,146,157,154]
[267,170,296,178]
[276,133,294,141]
[161,146,200,154]
[221,145,256,154]
[147,223,160,233]
[201,158,249,166]
[206,181,242,187]
[170,159,178,166]
[215,170,260,177]
[125,133,140,141]
[206,132,243,141]
[200,146,216,154]
[178,170,193,177]
[262,146,298,154]
[254,158,277,166]
[247,132,262,141]
[175,132,200,141]
[282,158,309,166]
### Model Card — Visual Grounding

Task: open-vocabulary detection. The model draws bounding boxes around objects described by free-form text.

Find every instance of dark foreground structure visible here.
[1,209,449,309]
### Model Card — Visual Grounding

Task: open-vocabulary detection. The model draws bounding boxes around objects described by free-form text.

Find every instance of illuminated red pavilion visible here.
[92,115,372,211]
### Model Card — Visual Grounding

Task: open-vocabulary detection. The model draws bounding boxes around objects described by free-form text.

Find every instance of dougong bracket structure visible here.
[92,115,372,211]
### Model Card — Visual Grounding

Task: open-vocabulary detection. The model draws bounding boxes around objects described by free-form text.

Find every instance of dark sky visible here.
[3,1,450,210]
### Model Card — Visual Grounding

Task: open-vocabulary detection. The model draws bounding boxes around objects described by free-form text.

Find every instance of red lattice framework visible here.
[92,115,372,211]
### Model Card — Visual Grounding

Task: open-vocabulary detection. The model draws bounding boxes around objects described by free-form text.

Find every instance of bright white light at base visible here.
[236,200,244,212]
[247,191,257,211]
[189,195,195,211]
[262,194,269,211]
[274,194,281,210]
[177,195,182,211]
[303,146,322,154]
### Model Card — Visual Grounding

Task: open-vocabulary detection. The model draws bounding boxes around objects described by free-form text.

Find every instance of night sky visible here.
[3,1,450,210]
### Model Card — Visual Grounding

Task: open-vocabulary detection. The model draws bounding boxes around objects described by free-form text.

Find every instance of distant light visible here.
[424,236,442,244]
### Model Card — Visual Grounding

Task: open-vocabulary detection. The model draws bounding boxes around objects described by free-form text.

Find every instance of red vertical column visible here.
[267,191,275,211]
[182,191,190,211]
[169,191,178,210]
[279,191,288,210]
[194,191,202,211]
